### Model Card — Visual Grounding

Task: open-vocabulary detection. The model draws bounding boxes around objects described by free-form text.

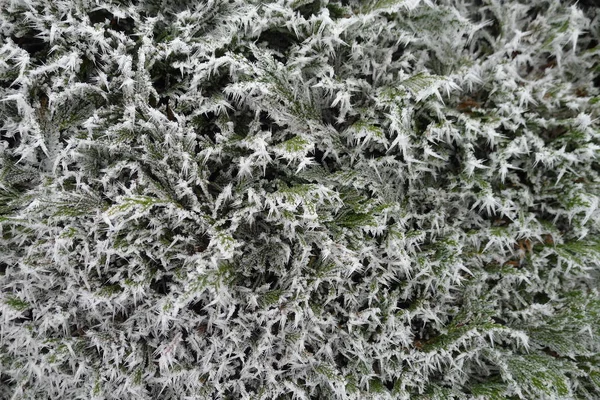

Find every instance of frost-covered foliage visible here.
[1,0,599,398]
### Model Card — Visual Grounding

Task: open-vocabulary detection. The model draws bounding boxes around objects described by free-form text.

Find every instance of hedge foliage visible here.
[1,0,599,399]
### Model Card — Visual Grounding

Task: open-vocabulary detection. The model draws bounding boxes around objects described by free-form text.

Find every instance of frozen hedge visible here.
[1,0,599,399]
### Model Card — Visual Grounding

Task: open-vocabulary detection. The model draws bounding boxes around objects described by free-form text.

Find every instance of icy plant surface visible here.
[1,0,599,399]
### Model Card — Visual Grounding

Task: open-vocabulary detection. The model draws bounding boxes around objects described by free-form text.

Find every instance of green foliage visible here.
[0,0,599,399]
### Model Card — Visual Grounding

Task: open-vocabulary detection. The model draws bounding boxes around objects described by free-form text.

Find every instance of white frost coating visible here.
[0,0,599,399]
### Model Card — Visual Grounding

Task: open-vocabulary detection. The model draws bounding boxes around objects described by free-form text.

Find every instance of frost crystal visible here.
[1,0,599,399]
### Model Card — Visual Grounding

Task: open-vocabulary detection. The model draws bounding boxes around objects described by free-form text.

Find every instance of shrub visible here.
[1,0,599,399]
